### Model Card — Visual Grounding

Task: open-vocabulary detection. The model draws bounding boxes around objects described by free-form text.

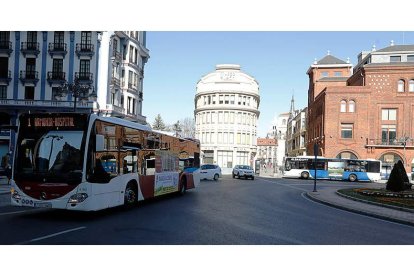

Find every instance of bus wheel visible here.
[180,178,187,195]
[213,174,219,181]
[301,171,309,179]
[349,174,357,182]
[124,182,137,207]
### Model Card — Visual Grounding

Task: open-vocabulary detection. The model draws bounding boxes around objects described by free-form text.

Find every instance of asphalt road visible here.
[0,176,414,245]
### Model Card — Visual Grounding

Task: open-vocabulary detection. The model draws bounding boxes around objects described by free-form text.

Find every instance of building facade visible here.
[194,64,260,174]
[286,106,307,157]
[0,31,149,159]
[256,137,277,170]
[307,44,414,176]
[270,112,289,170]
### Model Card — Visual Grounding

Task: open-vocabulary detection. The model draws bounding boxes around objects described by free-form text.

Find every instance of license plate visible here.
[34,202,52,208]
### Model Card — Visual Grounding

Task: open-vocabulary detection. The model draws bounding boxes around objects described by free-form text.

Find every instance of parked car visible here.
[232,165,255,180]
[200,164,222,181]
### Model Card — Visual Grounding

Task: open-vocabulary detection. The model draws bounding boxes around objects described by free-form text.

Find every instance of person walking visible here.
[1,153,11,184]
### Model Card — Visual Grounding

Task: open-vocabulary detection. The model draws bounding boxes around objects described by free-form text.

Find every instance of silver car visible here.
[232,165,255,180]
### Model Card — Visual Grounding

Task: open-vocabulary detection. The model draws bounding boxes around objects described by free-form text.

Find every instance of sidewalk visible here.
[306,184,414,226]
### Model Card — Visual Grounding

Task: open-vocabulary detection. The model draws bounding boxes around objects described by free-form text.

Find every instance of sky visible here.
[143,31,414,137]
[3,1,414,275]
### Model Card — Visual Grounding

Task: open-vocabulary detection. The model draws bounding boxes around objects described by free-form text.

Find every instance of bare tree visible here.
[180,117,195,138]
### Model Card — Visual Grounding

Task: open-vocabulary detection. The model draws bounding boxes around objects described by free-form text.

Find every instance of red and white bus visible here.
[10,113,201,211]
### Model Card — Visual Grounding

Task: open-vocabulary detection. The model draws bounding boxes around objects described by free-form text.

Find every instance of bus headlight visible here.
[11,188,21,200]
[68,193,88,204]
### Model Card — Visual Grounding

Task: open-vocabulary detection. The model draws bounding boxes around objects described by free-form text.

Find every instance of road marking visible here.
[17,226,86,244]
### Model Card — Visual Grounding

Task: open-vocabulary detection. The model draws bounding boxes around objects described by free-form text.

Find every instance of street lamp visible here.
[57,79,96,112]
[399,135,411,164]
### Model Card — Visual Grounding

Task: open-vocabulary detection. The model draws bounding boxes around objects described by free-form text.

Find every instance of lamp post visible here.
[399,135,411,165]
[57,78,96,112]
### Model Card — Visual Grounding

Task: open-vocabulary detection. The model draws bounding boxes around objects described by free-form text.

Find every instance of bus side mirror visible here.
[96,134,105,152]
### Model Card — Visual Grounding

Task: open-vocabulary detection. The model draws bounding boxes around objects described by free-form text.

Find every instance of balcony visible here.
[47,71,66,86]
[111,76,120,87]
[75,43,94,57]
[0,99,93,110]
[105,104,125,117]
[20,42,40,57]
[0,41,13,56]
[0,70,12,85]
[365,138,414,148]
[19,70,39,85]
[111,50,122,61]
[48,43,67,58]
[75,72,93,84]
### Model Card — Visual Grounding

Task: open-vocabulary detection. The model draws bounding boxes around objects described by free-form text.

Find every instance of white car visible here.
[232,165,255,180]
[200,164,222,181]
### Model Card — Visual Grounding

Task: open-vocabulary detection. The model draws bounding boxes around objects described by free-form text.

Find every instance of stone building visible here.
[194,64,260,174]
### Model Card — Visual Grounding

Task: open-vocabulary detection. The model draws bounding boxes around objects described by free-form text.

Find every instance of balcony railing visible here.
[19,70,39,85]
[111,50,121,61]
[75,72,93,84]
[111,76,120,87]
[105,104,125,115]
[48,42,67,57]
[47,71,66,86]
[0,41,13,56]
[75,43,94,57]
[21,42,40,57]
[0,70,12,85]
[366,138,414,147]
[0,99,92,109]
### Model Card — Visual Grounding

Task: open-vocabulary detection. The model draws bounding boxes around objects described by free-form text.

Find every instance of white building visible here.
[269,112,289,170]
[194,64,260,174]
[0,31,149,158]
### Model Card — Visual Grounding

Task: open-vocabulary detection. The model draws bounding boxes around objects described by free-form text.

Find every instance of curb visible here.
[305,192,414,227]
[336,190,414,214]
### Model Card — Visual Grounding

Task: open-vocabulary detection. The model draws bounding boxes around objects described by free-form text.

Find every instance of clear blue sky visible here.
[143,31,414,137]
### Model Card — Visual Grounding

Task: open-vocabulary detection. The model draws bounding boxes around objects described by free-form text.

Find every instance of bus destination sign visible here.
[29,117,75,128]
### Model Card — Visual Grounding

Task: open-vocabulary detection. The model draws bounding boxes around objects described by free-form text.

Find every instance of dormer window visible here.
[390,56,401,62]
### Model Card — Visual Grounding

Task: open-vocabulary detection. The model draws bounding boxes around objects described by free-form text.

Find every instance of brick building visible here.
[307,44,414,176]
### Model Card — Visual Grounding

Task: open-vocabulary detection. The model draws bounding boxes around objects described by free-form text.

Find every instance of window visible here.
[224,95,229,104]
[79,59,90,76]
[321,71,328,77]
[408,55,414,62]
[27,32,37,49]
[409,80,414,92]
[334,71,342,77]
[52,59,63,74]
[382,109,397,120]
[348,100,355,112]
[54,31,64,49]
[230,95,235,104]
[25,86,34,100]
[341,124,353,139]
[0,86,6,99]
[340,100,347,112]
[382,125,397,145]
[219,95,223,104]
[390,56,401,62]
[398,80,405,92]
[81,31,91,45]
[26,58,36,77]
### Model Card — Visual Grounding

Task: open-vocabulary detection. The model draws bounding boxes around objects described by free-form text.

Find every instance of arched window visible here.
[409,80,414,92]
[348,100,355,113]
[398,79,405,92]
[336,151,358,159]
[340,100,347,112]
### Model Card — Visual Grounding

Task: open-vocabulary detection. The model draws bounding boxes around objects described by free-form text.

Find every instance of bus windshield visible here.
[15,130,85,183]
[13,113,88,184]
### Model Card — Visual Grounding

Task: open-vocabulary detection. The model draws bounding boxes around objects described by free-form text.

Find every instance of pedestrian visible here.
[2,153,12,184]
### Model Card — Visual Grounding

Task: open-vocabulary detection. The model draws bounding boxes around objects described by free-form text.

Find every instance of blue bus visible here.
[283,156,381,182]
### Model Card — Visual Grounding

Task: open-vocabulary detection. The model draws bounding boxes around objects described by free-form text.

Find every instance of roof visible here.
[257,138,277,146]
[318,77,349,82]
[376,45,414,53]
[317,55,348,65]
